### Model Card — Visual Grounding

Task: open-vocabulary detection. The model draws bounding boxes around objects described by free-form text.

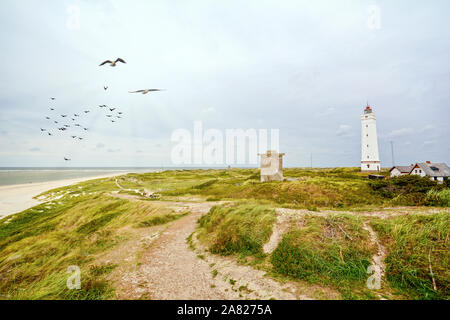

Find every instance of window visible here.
[367,164,370,168]
[366,134,368,137]
[367,156,369,159]
[367,145,369,147]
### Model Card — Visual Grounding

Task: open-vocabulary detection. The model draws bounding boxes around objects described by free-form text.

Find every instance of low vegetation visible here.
[0,192,189,299]
[197,202,276,256]
[368,175,448,206]
[371,213,449,300]
[1,168,448,300]
[270,214,376,299]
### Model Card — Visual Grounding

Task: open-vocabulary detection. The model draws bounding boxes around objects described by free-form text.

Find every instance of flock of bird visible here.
[41,58,164,161]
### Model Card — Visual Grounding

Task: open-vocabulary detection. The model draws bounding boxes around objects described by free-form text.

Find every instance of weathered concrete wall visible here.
[259,150,285,182]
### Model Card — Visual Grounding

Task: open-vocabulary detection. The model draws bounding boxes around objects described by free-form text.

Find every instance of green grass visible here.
[33,168,449,209]
[136,212,189,228]
[425,189,450,207]
[270,214,376,299]
[371,212,449,300]
[197,202,276,256]
[1,168,448,300]
[0,190,188,299]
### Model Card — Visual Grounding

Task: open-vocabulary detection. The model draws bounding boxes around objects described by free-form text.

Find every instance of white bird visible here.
[99,58,126,67]
[129,89,164,95]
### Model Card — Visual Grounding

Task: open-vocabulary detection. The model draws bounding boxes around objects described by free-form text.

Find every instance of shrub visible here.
[369,175,442,205]
[425,189,450,207]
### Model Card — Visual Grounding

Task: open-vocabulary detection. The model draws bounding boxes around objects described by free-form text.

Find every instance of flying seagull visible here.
[99,105,107,108]
[71,136,77,139]
[48,132,52,136]
[106,115,112,118]
[54,121,58,124]
[111,120,116,123]
[74,114,79,117]
[40,128,46,132]
[99,58,126,67]
[71,118,75,121]
[84,110,90,113]
[64,157,71,161]
[104,86,108,91]
[78,137,83,140]
[129,89,164,95]
[83,128,88,131]
[109,108,116,111]
[75,124,81,127]
[46,117,50,120]
[50,108,54,111]
[61,115,67,118]
[51,98,56,100]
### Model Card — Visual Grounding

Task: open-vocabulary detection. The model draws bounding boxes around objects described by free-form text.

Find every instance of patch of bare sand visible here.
[263,215,293,254]
[0,173,127,219]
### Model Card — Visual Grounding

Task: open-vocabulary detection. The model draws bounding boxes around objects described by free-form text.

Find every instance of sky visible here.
[0,0,449,168]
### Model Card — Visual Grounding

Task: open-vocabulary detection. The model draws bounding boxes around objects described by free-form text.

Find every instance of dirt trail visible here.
[110,201,334,300]
[362,222,387,299]
[263,215,292,254]
[113,202,227,299]
[109,202,446,300]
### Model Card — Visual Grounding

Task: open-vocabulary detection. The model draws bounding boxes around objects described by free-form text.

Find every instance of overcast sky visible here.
[0,0,449,168]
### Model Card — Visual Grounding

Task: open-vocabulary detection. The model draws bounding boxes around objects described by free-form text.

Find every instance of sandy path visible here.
[113,201,326,300]
[0,173,126,218]
[114,202,232,299]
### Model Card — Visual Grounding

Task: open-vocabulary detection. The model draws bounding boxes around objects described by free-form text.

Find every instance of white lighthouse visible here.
[361,104,381,172]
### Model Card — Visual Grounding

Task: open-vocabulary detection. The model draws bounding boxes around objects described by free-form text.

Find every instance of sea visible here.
[0,167,159,187]
[0,167,229,187]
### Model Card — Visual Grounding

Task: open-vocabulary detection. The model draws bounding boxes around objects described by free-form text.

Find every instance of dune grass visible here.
[197,202,276,256]
[0,191,189,299]
[370,212,449,300]
[270,214,376,299]
[33,168,448,210]
[1,168,448,300]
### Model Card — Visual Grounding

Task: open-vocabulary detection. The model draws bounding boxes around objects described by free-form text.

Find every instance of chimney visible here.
[426,161,431,164]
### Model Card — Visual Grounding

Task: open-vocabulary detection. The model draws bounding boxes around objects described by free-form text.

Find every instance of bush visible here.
[368,175,443,205]
[425,189,450,207]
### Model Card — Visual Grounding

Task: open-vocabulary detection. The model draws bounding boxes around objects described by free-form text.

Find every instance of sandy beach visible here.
[0,173,126,219]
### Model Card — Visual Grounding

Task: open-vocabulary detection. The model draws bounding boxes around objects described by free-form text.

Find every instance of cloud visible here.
[96,143,105,149]
[107,148,121,153]
[316,107,336,117]
[419,125,435,133]
[29,147,40,152]
[423,140,436,147]
[386,128,414,138]
[336,124,351,137]
[202,107,216,114]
